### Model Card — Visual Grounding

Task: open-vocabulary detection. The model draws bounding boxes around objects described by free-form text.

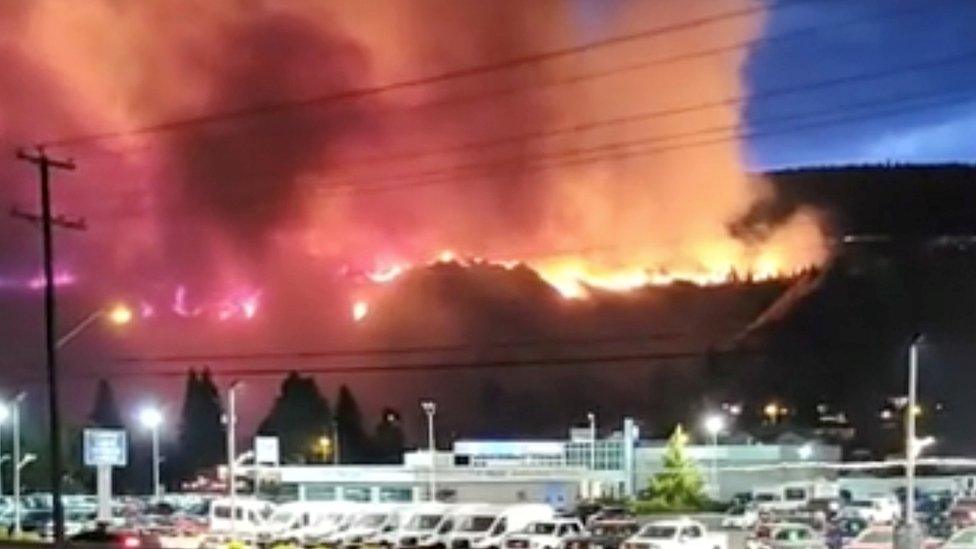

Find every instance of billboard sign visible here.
[84,429,128,467]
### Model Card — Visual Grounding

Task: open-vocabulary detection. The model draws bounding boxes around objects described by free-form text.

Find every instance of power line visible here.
[72,49,976,210]
[40,2,775,148]
[314,83,976,197]
[84,347,756,380]
[113,331,687,365]
[47,0,941,157]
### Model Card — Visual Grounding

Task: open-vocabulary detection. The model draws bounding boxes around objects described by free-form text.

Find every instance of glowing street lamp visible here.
[138,406,164,500]
[57,303,133,349]
[702,414,725,498]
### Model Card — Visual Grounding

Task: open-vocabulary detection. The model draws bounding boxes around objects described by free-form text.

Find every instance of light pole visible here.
[0,402,8,496]
[703,414,725,499]
[226,381,242,540]
[421,401,436,502]
[898,335,924,549]
[11,392,25,537]
[587,412,597,471]
[57,303,132,349]
[138,406,164,500]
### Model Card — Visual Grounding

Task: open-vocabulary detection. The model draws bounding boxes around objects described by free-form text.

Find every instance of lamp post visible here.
[896,335,925,549]
[0,402,8,496]
[11,392,25,537]
[226,381,242,540]
[703,414,725,499]
[57,304,132,349]
[421,400,437,502]
[587,412,597,471]
[138,406,164,500]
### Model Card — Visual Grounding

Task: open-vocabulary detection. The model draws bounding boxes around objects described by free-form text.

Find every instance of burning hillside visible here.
[0,0,827,330]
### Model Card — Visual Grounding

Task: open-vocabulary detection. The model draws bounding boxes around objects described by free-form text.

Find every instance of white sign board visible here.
[255,436,280,465]
[84,428,128,467]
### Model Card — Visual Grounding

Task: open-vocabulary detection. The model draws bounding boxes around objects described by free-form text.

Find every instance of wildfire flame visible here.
[360,244,813,300]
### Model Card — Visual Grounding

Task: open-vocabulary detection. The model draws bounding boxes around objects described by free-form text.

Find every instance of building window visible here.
[342,486,371,502]
[379,487,413,502]
[304,484,336,501]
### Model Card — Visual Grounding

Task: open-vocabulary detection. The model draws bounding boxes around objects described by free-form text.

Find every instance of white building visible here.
[246,417,841,505]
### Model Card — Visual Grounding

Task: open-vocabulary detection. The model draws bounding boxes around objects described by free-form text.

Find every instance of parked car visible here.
[564,519,639,549]
[448,504,555,549]
[70,525,163,548]
[584,507,633,528]
[845,526,940,549]
[503,518,586,549]
[623,519,726,549]
[722,506,759,530]
[395,503,464,549]
[746,523,825,549]
[950,498,976,529]
[840,498,900,524]
[943,526,976,549]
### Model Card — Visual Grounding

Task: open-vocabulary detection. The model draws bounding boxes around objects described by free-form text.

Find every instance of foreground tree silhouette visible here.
[89,379,123,428]
[257,372,332,463]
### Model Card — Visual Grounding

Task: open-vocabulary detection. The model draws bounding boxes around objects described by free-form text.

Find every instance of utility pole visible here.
[14,147,79,545]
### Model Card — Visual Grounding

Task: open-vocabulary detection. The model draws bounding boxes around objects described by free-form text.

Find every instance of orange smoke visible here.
[3,0,827,305]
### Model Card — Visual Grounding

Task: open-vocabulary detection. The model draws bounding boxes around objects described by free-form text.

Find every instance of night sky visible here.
[745,0,976,168]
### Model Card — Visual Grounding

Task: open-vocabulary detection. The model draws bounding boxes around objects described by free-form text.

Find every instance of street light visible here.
[8,392,26,537]
[911,436,935,459]
[138,406,164,500]
[702,414,725,498]
[225,381,242,540]
[421,400,437,502]
[587,412,597,471]
[57,303,133,349]
[0,402,9,496]
[898,334,924,549]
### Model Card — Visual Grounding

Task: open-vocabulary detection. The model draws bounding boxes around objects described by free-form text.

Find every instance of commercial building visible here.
[247,417,841,506]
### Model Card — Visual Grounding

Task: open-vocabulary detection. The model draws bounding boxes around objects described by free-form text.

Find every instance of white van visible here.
[301,503,364,548]
[447,504,555,549]
[322,504,405,549]
[206,497,276,545]
[256,501,348,546]
[392,503,465,549]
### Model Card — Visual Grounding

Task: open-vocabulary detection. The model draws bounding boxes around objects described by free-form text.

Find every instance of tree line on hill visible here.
[84,369,404,493]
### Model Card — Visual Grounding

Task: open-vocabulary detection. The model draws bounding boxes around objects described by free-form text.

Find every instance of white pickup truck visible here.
[503,518,586,549]
[623,519,726,549]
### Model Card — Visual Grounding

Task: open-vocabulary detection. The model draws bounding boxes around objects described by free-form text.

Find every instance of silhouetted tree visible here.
[257,372,332,463]
[89,379,123,428]
[173,368,226,485]
[371,408,405,464]
[335,385,371,463]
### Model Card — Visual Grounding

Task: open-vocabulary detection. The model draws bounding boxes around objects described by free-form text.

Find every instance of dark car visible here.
[584,508,634,528]
[564,520,640,549]
[9,509,53,537]
[71,526,163,548]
